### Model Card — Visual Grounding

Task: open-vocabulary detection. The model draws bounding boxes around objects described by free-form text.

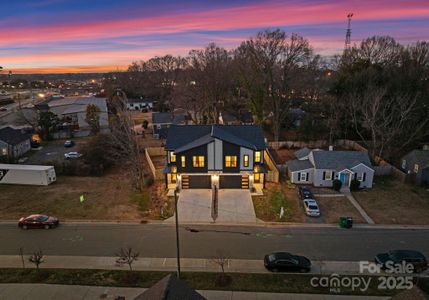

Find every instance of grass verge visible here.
[0,268,426,296]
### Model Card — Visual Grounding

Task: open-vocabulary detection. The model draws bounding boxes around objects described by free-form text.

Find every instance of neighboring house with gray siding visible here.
[0,126,31,160]
[287,148,374,188]
[400,149,429,185]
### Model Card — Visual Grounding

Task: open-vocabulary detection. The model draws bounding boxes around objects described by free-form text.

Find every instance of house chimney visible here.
[329,145,334,151]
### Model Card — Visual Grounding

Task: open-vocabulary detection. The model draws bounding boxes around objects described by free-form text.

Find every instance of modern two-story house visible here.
[164,125,267,190]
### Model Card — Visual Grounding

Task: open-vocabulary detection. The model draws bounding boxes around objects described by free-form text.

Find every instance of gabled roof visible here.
[133,273,206,300]
[152,112,186,125]
[0,127,31,146]
[287,159,313,172]
[294,147,311,159]
[165,125,265,151]
[403,150,429,169]
[311,150,373,171]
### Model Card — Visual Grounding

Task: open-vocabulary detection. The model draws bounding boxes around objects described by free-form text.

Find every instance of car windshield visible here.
[268,254,276,262]
[309,205,318,210]
[388,251,402,261]
[37,215,49,222]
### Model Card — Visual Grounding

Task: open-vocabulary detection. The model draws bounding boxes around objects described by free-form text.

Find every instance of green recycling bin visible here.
[339,217,347,228]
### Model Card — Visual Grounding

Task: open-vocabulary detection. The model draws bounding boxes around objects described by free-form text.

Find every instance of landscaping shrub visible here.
[269,190,291,221]
[144,176,154,187]
[350,179,361,191]
[332,179,342,191]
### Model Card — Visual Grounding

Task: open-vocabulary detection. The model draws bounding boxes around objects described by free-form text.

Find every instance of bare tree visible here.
[107,90,145,191]
[29,250,44,269]
[116,247,139,271]
[211,251,231,286]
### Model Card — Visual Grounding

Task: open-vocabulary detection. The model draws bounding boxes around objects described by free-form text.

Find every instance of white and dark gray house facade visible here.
[164,125,267,190]
[287,148,374,188]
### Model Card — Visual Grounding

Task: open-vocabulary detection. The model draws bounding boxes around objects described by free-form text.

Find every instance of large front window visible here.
[254,173,261,183]
[225,156,237,167]
[193,156,204,167]
[181,156,186,167]
[255,151,261,163]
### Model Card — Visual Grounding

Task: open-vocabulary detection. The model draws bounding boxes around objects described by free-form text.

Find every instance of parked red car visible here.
[18,214,59,230]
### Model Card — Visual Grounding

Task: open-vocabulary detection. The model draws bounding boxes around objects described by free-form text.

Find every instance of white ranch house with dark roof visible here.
[287,148,374,188]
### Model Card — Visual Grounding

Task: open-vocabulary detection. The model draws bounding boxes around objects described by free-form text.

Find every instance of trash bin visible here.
[345,217,353,229]
[339,217,347,228]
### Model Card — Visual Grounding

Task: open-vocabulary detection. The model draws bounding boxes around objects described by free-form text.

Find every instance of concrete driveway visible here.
[217,189,257,223]
[176,189,212,223]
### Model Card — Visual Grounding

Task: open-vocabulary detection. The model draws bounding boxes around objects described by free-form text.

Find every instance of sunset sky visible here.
[1,0,429,73]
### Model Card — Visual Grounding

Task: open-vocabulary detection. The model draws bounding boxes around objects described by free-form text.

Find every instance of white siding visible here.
[0,167,56,185]
[313,169,337,187]
[240,147,253,170]
[351,164,374,188]
[214,138,223,170]
[207,142,214,170]
[289,169,314,184]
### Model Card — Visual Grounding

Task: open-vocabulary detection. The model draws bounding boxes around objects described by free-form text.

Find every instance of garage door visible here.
[187,175,211,189]
[219,175,242,189]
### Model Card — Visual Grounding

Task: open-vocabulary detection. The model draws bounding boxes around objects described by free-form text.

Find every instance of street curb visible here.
[1,219,429,230]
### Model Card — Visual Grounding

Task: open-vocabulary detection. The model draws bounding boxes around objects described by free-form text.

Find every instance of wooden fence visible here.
[264,149,280,183]
[145,147,165,181]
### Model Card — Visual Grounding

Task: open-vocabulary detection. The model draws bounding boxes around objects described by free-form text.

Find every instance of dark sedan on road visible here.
[18,214,59,230]
[298,186,314,200]
[264,252,311,273]
[375,250,428,273]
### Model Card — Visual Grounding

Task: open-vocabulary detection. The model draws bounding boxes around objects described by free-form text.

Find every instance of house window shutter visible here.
[323,171,326,180]
[332,171,335,180]
[306,173,309,181]
[354,173,357,180]
[363,173,366,181]
[298,173,301,181]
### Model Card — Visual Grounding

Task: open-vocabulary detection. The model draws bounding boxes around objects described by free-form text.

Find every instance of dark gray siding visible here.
[177,144,208,173]
[222,141,240,173]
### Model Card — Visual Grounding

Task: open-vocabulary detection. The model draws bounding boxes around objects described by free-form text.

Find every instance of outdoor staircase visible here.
[242,175,249,189]
[181,175,189,189]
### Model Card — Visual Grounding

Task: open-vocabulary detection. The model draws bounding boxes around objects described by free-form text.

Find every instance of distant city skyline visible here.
[2,0,429,73]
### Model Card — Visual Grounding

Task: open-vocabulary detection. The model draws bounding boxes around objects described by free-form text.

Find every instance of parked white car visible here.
[303,199,320,217]
[64,152,82,159]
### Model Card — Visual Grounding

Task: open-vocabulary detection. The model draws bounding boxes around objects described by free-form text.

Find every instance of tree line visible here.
[103,29,429,161]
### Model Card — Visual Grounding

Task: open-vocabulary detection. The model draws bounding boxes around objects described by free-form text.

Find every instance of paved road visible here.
[0,223,428,261]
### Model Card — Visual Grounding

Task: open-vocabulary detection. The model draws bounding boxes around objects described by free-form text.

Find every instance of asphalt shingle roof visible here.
[287,159,313,172]
[133,274,206,300]
[0,127,31,146]
[294,147,311,159]
[311,150,373,171]
[165,125,266,151]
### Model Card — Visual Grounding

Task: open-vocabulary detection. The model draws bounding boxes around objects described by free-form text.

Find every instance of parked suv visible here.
[299,186,314,200]
[64,140,75,147]
[375,250,428,273]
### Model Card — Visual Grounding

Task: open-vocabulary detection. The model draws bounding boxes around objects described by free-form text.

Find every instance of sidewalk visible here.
[0,255,428,276]
[343,192,375,225]
[0,283,390,300]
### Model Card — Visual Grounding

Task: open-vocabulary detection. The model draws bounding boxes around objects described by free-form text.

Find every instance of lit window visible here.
[255,151,261,163]
[254,173,260,183]
[244,155,249,167]
[414,164,419,173]
[181,156,186,168]
[170,152,176,163]
[171,166,177,173]
[225,156,237,167]
[401,160,406,169]
[193,156,204,167]
[171,173,177,183]
[1,148,6,156]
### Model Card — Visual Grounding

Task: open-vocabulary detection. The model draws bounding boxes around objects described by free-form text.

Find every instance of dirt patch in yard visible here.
[0,161,169,221]
[353,177,429,225]
[316,196,366,224]
[269,148,297,164]
[252,182,304,222]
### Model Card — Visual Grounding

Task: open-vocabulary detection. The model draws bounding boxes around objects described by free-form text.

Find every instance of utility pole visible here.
[174,188,181,278]
[345,13,353,50]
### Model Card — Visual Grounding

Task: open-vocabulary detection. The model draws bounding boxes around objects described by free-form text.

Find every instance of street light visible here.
[174,188,181,278]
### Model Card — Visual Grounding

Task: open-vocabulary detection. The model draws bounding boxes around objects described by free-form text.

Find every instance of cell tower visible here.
[345,13,353,49]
